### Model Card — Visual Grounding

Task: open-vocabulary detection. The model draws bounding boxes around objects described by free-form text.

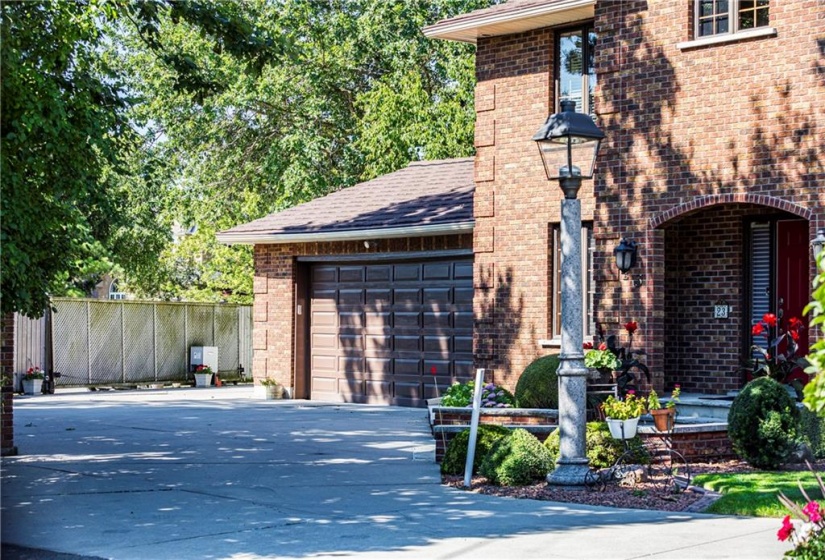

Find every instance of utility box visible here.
[190,346,218,373]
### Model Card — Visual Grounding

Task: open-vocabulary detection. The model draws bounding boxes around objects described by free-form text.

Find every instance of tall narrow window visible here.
[696,0,769,38]
[551,223,594,340]
[556,25,597,118]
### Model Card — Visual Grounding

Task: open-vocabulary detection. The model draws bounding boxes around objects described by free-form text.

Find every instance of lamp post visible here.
[533,99,604,485]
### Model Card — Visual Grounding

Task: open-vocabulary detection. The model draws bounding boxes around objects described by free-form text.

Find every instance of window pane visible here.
[700,19,714,36]
[587,31,597,119]
[717,15,729,34]
[559,31,583,111]
[717,0,729,12]
[756,7,769,26]
[699,0,714,17]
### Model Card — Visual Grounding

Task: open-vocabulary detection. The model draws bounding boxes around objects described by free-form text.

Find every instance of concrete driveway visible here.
[2,387,788,559]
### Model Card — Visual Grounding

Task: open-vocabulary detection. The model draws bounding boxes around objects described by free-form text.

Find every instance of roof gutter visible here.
[216,221,475,245]
[423,0,594,41]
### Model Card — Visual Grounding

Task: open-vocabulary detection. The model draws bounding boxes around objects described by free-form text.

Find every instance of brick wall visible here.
[1,313,16,456]
[472,1,825,392]
[253,234,472,390]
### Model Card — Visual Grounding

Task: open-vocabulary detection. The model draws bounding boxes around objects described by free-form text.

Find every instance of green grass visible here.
[693,471,824,517]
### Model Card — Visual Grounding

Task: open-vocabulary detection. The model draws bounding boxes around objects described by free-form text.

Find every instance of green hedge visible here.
[479,428,554,486]
[543,422,649,469]
[440,425,511,476]
[515,354,560,409]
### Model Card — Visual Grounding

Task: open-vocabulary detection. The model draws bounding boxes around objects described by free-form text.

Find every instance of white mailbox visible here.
[190,346,218,373]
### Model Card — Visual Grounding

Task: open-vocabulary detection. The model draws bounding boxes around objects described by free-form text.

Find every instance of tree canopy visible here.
[1,0,489,315]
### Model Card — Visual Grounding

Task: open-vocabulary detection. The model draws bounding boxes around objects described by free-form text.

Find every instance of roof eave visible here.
[423,0,595,43]
[216,222,475,245]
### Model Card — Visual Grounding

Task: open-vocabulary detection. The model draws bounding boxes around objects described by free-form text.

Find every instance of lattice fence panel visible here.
[215,306,239,373]
[53,300,90,385]
[124,303,155,382]
[156,304,186,381]
[239,306,252,376]
[89,302,123,384]
[186,305,214,350]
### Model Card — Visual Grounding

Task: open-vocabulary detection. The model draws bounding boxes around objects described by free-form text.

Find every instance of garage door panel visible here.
[454,336,473,354]
[310,258,472,406]
[393,312,420,329]
[423,262,451,280]
[394,336,420,353]
[394,358,420,375]
[423,336,450,353]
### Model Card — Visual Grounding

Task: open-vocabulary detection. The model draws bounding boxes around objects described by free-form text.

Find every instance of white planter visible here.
[606,417,639,439]
[193,373,213,388]
[22,379,43,395]
[263,384,284,400]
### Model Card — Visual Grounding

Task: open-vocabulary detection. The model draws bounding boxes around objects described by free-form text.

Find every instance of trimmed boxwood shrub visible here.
[728,377,800,469]
[479,428,554,486]
[515,354,560,409]
[440,425,511,476]
[799,406,825,459]
[543,422,649,469]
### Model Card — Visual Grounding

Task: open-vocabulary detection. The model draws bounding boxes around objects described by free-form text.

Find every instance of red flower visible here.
[430,366,437,375]
[583,342,593,350]
[789,329,800,342]
[777,515,795,541]
[624,321,638,335]
[803,501,822,523]
[598,342,608,351]
[763,313,777,327]
[789,317,803,330]
[752,323,764,336]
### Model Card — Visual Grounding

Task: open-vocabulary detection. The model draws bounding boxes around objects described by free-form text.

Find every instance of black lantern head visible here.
[614,238,638,274]
[532,100,605,190]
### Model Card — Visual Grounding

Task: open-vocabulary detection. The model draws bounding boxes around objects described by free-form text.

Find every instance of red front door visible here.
[776,219,810,381]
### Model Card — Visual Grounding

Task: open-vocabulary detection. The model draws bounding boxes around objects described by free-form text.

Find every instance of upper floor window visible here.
[555,25,597,118]
[696,0,769,38]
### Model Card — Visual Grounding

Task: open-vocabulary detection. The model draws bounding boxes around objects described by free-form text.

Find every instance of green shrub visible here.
[543,422,649,469]
[479,428,554,486]
[440,425,511,476]
[440,381,515,408]
[515,354,560,409]
[799,406,825,459]
[728,377,800,469]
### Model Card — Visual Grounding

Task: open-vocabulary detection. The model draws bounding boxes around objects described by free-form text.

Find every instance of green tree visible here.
[803,253,825,416]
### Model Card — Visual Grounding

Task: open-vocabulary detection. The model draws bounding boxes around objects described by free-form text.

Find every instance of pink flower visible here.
[777,515,795,541]
[803,501,823,523]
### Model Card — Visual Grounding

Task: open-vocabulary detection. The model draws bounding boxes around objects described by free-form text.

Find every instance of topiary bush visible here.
[543,422,649,469]
[515,354,561,409]
[728,376,801,469]
[479,428,554,486]
[440,425,511,476]
[799,406,825,459]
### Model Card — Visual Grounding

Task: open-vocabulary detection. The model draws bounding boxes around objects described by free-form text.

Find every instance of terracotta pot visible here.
[650,408,676,432]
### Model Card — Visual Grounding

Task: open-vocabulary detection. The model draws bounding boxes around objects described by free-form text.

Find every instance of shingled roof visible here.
[217,158,475,245]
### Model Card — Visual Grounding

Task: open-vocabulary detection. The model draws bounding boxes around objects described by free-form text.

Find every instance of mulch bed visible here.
[443,459,825,512]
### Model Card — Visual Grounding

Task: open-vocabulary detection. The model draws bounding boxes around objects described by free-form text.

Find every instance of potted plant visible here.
[601,392,646,439]
[583,342,621,378]
[647,385,680,432]
[193,364,214,388]
[22,366,45,395]
[260,378,284,400]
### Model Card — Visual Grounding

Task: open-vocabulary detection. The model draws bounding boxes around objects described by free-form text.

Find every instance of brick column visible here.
[1,312,17,456]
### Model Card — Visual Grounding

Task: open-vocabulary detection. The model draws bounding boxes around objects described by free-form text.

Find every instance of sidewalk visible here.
[1,387,788,559]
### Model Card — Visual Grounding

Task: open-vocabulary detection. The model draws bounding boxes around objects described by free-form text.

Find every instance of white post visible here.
[463,368,486,488]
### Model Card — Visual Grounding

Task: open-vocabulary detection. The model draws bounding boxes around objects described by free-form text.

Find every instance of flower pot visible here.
[193,373,213,388]
[22,379,43,395]
[606,417,639,439]
[264,384,284,400]
[650,408,676,432]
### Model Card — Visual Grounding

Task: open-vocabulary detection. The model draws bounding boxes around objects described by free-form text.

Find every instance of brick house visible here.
[222,0,825,404]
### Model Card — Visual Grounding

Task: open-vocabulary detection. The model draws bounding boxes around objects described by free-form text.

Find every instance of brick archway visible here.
[649,193,812,229]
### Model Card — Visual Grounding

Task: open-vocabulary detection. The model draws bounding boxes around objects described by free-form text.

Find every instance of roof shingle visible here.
[219,158,474,242]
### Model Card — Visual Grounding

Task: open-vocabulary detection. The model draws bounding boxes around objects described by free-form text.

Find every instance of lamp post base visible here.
[546,461,591,486]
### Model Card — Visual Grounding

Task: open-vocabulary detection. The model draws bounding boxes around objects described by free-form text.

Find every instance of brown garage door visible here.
[310,259,474,407]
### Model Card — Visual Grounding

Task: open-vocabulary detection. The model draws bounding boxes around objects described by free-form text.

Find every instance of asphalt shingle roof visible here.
[219,158,474,241]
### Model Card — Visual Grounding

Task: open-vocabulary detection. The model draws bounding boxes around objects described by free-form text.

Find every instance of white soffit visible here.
[423,0,595,43]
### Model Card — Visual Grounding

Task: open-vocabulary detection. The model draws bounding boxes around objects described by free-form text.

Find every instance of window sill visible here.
[677,27,777,51]
[538,339,560,349]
